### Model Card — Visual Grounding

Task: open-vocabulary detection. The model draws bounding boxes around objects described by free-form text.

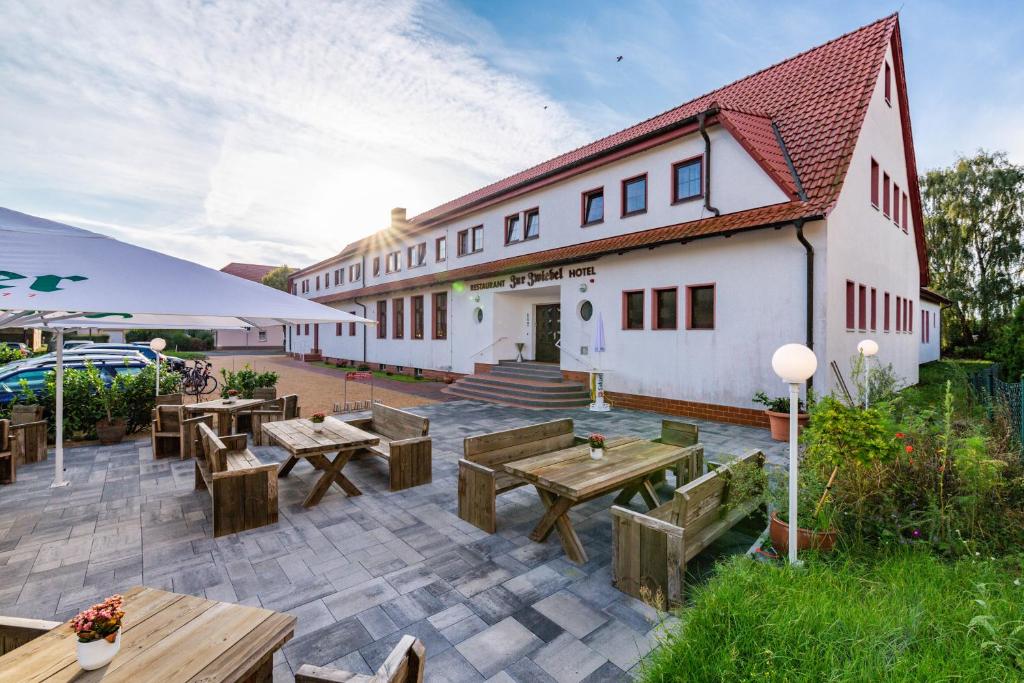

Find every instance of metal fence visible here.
[968,363,1023,451]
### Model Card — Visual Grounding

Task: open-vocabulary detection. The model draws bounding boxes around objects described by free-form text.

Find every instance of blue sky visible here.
[0,0,1020,268]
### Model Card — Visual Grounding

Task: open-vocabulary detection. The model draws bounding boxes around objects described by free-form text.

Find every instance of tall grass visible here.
[641,552,1023,682]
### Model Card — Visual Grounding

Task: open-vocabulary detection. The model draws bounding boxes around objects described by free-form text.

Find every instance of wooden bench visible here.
[652,419,703,486]
[0,616,60,656]
[250,394,300,446]
[195,422,279,537]
[611,448,765,607]
[346,404,432,491]
[296,634,425,683]
[458,418,585,533]
[151,405,214,459]
[9,405,47,466]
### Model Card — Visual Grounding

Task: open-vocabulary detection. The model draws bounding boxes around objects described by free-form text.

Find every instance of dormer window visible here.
[672,157,703,203]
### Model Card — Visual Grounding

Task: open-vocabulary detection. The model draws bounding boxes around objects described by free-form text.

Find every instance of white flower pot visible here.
[590,447,604,460]
[77,630,120,670]
[223,398,236,404]
[313,424,324,433]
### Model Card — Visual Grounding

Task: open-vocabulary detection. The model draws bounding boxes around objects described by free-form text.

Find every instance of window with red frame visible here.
[335,323,342,336]
[902,193,909,232]
[858,284,867,330]
[870,288,877,331]
[883,172,891,217]
[672,157,703,203]
[623,290,644,330]
[411,295,424,339]
[376,300,387,338]
[870,159,879,208]
[393,298,404,339]
[687,284,715,330]
[524,208,540,240]
[884,62,892,105]
[846,281,855,329]
[908,300,913,333]
[435,236,446,262]
[652,288,677,330]
[348,312,356,336]
[304,324,309,335]
[432,292,448,339]
[893,183,900,225]
[884,292,891,332]
[896,296,902,332]
[621,174,647,216]
[581,188,603,226]
[373,256,381,277]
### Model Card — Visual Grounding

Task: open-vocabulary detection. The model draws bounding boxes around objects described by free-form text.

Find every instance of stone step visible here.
[488,365,564,381]
[442,384,591,409]
[459,375,591,399]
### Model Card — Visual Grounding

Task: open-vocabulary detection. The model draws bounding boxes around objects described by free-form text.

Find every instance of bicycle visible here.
[181,359,218,398]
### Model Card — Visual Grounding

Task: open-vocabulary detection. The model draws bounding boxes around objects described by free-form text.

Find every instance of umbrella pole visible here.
[51,329,69,488]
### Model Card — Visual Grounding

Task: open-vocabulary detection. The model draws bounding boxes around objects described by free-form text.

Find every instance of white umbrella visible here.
[589,312,610,412]
[0,206,374,487]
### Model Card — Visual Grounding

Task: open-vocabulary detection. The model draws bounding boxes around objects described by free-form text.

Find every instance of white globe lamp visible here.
[149,338,167,396]
[857,339,878,408]
[771,343,817,566]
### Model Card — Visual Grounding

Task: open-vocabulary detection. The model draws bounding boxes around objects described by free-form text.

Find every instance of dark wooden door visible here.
[535,304,561,363]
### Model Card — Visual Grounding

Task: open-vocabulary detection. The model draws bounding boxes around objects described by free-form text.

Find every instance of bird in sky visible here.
[616,55,623,62]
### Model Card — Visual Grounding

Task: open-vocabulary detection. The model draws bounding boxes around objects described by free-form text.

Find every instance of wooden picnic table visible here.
[261,417,379,507]
[503,436,696,564]
[186,397,266,436]
[0,585,295,682]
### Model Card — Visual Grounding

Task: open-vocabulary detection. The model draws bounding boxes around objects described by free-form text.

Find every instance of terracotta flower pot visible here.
[95,418,126,445]
[769,511,837,555]
[765,410,809,441]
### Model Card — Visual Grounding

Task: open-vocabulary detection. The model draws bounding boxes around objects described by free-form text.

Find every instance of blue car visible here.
[0,357,149,407]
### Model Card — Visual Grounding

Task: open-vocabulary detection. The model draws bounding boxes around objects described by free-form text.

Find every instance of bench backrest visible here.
[11,405,43,425]
[197,422,228,472]
[371,403,429,440]
[464,418,576,469]
[282,394,300,420]
[252,386,277,400]
[673,448,765,536]
[155,393,183,406]
[660,419,698,447]
[154,405,183,432]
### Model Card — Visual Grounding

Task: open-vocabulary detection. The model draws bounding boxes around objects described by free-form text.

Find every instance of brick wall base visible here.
[561,370,589,384]
[474,363,493,375]
[604,391,769,429]
[313,356,463,383]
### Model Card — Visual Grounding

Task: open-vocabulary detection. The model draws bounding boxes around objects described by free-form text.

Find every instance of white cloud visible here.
[0,0,592,268]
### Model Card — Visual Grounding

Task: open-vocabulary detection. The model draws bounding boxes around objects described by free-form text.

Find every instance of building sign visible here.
[469,265,596,292]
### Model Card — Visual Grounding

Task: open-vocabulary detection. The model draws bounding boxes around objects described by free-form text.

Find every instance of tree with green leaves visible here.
[921,150,1024,348]
[261,265,295,291]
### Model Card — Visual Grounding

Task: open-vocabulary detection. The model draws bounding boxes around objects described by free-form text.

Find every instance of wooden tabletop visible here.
[503,436,691,501]
[262,417,379,456]
[0,585,296,682]
[186,397,266,413]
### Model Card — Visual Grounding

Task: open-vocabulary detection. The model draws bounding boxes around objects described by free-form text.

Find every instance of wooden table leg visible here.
[303,452,360,507]
[532,488,587,564]
[614,477,662,510]
[278,456,299,477]
[216,412,232,436]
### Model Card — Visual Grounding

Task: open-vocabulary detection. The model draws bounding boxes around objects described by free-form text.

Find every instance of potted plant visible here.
[310,412,326,433]
[443,374,456,385]
[753,391,809,441]
[71,594,124,670]
[93,372,127,445]
[767,461,838,555]
[589,433,606,460]
[223,389,239,405]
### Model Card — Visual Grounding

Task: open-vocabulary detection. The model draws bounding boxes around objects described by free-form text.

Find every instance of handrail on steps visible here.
[470,336,509,359]
[554,336,594,372]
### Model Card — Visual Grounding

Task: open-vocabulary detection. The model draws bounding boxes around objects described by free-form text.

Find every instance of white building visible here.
[287,14,943,426]
[215,263,287,350]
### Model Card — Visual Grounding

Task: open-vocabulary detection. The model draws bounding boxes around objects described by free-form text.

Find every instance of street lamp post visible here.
[857,339,879,408]
[149,338,167,396]
[771,343,818,566]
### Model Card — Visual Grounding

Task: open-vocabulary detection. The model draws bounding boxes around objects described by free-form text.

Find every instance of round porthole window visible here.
[473,307,484,323]
[578,300,594,321]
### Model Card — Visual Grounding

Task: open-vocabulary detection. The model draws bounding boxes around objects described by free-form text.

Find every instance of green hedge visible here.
[0,363,181,440]
[641,552,1024,682]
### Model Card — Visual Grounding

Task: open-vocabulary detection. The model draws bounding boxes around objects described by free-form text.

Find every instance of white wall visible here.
[216,326,285,349]
[825,39,922,389]
[290,123,790,304]
[920,300,941,363]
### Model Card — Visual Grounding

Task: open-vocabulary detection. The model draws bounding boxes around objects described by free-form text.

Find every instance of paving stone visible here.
[288,599,336,639]
[469,585,525,625]
[582,621,654,671]
[453,561,514,598]
[512,607,564,643]
[440,613,489,645]
[282,616,372,669]
[428,603,475,631]
[581,661,631,682]
[357,605,399,640]
[456,617,542,678]
[322,577,399,621]
[424,646,486,683]
[533,591,608,639]
[532,632,608,683]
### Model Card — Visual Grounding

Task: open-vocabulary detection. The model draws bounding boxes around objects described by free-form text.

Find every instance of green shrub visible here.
[0,363,180,440]
[0,345,24,366]
[641,552,1024,682]
[125,329,213,351]
[220,365,278,398]
[992,299,1024,381]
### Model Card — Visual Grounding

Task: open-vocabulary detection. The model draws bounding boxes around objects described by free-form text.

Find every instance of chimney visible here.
[390,207,407,229]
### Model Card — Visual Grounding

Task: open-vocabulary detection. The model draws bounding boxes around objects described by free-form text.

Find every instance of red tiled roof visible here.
[220,262,276,283]
[409,15,900,225]
[313,201,822,303]
[717,109,799,199]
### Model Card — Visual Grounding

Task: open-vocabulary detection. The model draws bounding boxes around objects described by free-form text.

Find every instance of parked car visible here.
[77,343,185,371]
[0,356,149,406]
[17,349,152,369]
[62,340,92,350]
[0,342,30,358]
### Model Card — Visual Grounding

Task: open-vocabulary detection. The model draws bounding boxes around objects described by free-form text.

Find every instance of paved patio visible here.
[0,401,783,682]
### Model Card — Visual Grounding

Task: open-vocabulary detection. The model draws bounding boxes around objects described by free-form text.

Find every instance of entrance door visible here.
[534,304,561,363]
